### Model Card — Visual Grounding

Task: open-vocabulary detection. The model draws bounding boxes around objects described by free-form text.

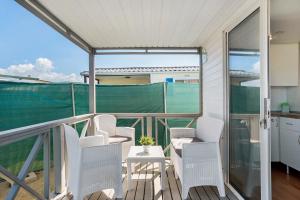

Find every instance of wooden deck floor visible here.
[85,161,238,200]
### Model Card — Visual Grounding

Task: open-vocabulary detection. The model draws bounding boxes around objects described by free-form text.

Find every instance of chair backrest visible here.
[62,124,81,192]
[196,117,224,142]
[94,114,117,136]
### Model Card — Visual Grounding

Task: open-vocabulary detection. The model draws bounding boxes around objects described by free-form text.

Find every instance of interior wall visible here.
[271,87,287,111]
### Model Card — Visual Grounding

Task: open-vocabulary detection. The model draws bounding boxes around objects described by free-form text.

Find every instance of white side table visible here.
[127,146,166,190]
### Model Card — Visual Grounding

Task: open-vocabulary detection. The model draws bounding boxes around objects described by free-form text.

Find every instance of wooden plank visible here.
[225,186,239,200]
[144,163,154,200]
[203,186,219,200]
[189,188,201,200]
[195,187,210,200]
[88,191,101,200]
[125,163,139,200]
[166,165,181,200]
[135,163,146,200]
[211,186,229,200]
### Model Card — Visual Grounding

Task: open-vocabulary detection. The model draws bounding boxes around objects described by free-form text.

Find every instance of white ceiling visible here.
[38,0,246,48]
[271,0,300,43]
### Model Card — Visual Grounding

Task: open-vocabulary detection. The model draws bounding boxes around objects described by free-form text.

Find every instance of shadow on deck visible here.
[86,161,238,200]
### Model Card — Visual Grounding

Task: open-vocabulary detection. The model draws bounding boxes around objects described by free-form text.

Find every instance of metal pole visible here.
[89,49,96,135]
[199,47,203,115]
[71,83,76,116]
[89,49,96,114]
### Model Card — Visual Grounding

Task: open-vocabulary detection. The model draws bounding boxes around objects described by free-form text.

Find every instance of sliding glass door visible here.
[227,3,271,199]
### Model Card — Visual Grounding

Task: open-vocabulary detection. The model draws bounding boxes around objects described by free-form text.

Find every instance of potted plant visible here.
[139,136,154,153]
[280,102,290,113]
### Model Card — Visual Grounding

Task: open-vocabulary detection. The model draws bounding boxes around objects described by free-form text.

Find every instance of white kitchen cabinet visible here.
[270,43,299,86]
[280,117,300,171]
[271,117,280,162]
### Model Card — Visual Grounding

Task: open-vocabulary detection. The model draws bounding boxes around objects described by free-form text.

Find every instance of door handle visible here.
[298,136,300,145]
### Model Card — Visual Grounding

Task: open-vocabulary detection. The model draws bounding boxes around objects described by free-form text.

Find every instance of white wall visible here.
[271,87,287,111]
[202,34,224,119]
[150,72,199,83]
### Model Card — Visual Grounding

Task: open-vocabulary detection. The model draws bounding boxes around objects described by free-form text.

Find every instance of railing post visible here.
[43,131,50,199]
[53,126,63,194]
[146,117,152,137]
[155,117,158,145]
[141,117,144,136]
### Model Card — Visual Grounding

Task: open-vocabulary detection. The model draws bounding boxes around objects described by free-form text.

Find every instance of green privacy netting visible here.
[0,82,200,175]
[166,83,200,130]
[0,83,73,174]
[230,85,260,114]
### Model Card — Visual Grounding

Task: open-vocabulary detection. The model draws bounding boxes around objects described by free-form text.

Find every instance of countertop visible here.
[271,111,300,119]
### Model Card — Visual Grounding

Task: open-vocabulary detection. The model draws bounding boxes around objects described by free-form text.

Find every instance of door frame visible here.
[223,0,271,199]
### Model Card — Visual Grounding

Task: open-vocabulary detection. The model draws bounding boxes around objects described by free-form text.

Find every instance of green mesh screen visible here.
[0,82,73,174]
[0,82,199,175]
[166,83,200,128]
[230,85,260,114]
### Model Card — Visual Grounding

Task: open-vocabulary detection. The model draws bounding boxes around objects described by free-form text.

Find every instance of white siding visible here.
[150,72,199,83]
[202,0,259,120]
[202,34,224,119]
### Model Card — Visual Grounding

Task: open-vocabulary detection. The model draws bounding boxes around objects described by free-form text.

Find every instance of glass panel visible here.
[228,9,261,199]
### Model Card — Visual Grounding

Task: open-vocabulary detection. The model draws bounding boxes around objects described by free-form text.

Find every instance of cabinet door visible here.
[271,118,279,161]
[280,128,300,170]
[270,43,299,86]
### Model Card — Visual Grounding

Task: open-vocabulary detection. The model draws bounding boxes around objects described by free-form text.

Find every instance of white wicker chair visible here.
[170,117,225,199]
[94,114,135,160]
[63,124,122,200]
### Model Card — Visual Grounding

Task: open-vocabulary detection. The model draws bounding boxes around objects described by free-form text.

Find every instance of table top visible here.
[127,146,165,160]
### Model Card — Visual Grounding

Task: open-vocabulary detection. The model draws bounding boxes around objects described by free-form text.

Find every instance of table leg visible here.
[160,161,166,190]
[127,161,132,189]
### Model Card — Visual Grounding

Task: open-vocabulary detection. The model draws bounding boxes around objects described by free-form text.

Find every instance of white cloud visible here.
[251,61,260,73]
[0,58,82,82]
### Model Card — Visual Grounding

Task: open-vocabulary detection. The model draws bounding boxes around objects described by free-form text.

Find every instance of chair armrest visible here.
[95,130,109,144]
[170,128,196,138]
[116,127,135,139]
[80,135,105,148]
[182,142,219,159]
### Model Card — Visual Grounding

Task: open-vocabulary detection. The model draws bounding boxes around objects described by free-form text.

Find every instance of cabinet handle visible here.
[286,122,294,126]
[298,136,300,145]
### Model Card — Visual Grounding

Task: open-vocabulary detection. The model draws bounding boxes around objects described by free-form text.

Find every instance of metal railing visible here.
[0,112,200,200]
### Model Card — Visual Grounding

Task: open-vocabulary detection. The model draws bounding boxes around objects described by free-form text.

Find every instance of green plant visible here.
[280,102,289,107]
[139,136,154,146]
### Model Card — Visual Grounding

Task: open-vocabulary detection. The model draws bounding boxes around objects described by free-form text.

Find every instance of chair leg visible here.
[181,186,189,200]
[174,171,179,179]
[217,184,226,197]
[114,185,123,199]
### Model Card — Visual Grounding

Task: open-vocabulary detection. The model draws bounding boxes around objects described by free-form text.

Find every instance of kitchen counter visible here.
[271,111,300,119]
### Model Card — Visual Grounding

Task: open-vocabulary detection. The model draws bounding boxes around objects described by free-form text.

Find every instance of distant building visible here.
[0,74,50,83]
[80,66,200,85]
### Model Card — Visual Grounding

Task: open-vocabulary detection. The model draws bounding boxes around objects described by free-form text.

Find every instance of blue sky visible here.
[0,1,199,82]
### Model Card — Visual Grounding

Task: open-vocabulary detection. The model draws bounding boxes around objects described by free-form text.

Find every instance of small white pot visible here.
[143,145,150,153]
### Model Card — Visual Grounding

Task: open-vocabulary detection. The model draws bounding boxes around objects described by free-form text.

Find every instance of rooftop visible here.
[80,66,200,76]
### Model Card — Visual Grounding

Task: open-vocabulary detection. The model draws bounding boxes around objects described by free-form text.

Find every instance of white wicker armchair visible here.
[170,117,225,199]
[63,124,123,200]
[94,114,135,161]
